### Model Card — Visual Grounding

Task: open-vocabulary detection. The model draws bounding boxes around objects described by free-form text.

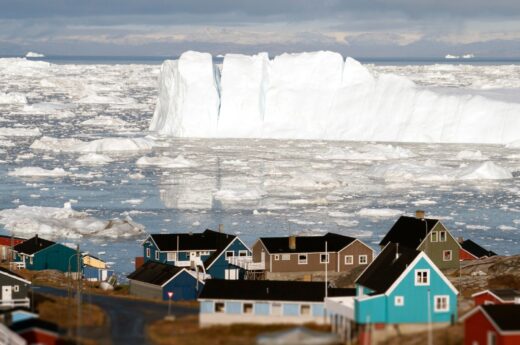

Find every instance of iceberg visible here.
[25,52,45,58]
[150,51,520,144]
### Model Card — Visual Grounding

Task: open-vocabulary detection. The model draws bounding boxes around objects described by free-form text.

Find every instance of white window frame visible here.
[443,250,453,261]
[298,254,308,265]
[439,231,447,242]
[29,256,33,265]
[239,250,248,257]
[415,269,430,286]
[487,331,497,345]
[300,304,311,316]
[215,302,225,313]
[359,255,368,265]
[225,251,234,260]
[146,248,151,258]
[274,254,280,261]
[13,285,19,292]
[320,253,329,264]
[430,232,438,242]
[281,254,290,261]
[394,296,404,306]
[166,252,177,262]
[155,251,160,260]
[434,295,450,312]
[344,255,354,265]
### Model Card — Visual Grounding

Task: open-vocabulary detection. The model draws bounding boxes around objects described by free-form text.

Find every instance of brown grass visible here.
[379,324,463,345]
[147,315,333,345]
[36,295,106,328]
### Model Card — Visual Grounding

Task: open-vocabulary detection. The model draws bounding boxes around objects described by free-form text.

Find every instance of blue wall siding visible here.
[255,302,270,315]
[226,301,242,314]
[200,301,214,314]
[355,257,457,324]
[162,270,204,301]
[283,303,299,316]
[312,304,324,317]
[21,244,78,272]
[207,239,251,279]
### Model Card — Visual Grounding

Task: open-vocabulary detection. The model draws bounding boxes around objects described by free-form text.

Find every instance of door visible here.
[2,286,12,301]
[225,269,238,280]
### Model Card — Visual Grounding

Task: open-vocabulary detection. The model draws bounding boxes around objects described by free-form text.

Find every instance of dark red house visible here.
[459,238,497,261]
[462,304,520,345]
[10,318,60,345]
[472,289,520,306]
[0,235,25,262]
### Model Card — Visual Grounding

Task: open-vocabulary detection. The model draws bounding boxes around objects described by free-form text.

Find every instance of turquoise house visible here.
[355,243,458,326]
[142,229,251,280]
[13,236,80,273]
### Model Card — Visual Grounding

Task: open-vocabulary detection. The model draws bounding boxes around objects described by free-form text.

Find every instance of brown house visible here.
[242,232,374,279]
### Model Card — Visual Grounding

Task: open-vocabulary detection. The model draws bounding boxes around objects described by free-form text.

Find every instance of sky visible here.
[0,0,519,57]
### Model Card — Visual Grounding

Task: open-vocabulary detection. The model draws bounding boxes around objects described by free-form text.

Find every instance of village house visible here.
[142,228,251,280]
[472,289,520,306]
[458,238,497,261]
[82,254,114,282]
[379,210,460,270]
[10,318,60,345]
[232,232,374,280]
[127,261,207,301]
[0,307,38,325]
[327,243,458,344]
[198,279,355,327]
[0,235,25,262]
[462,304,520,345]
[12,236,80,274]
[0,267,31,310]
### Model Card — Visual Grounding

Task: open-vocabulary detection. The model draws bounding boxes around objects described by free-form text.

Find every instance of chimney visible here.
[218,224,224,233]
[415,210,425,219]
[289,236,296,251]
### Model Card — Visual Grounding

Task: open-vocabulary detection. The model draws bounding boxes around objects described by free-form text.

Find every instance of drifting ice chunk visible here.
[76,153,114,165]
[9,167,69,177]
[0,127,41,137]
[31,136,156,153]
[0,92,27,104]
[25,52,45,58]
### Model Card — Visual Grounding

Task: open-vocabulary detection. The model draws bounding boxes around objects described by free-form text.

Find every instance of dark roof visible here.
[379,216,438,249]
[259,232,357,254]
[0,266,29,282]
[13,236,55,255]
[149,229,236,251]
[10,318,59,334]
[356,243,421,294]
[199,279,356,302]
[482,304,520,331]
[461,239,497,258]
[489,289,520,301]
[127,261,186,286]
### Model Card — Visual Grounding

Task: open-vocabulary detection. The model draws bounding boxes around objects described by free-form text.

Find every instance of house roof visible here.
[473,289,520,302]
[356,243,421,294]
[149,229,236,251]
[0,266,31,284]
[10,318,59,335]
[198,279,356,302]
[460,239,497,258]
[127,261,186,286]
[0,235,26,247]
[259,232,358,254]
[13,236,55,255]
[379,216,439,249]
[482,304,520,332]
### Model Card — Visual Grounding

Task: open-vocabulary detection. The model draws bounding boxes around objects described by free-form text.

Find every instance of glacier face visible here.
[150,51,520,144]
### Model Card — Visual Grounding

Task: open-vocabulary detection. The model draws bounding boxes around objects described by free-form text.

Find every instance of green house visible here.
[13,236,80,273]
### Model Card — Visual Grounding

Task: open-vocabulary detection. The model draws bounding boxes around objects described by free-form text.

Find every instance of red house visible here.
[472,289,520,306]
[10,318,61,345]
[459,238,497,261]
[0,235,25,262]
[462,304,520,345]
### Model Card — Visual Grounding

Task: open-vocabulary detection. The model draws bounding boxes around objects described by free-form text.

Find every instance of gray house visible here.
[0,267,30,309]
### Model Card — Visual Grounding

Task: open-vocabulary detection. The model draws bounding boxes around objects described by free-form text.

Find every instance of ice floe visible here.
[0,127,41,137]
[31,136,156,153]
[8,167,69,177]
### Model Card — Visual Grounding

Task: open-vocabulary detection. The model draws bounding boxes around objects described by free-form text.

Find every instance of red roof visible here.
[0,235,25,246]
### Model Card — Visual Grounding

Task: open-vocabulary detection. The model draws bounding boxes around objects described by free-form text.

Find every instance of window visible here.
[167,252,176,262]
[443,250,452,261]
[359,255,368,265]
[345,255,353,265]
[274,255,280,261]
[394,296,404,306]
[487,331,497,345]
[300,304,311,316]
[155,251,159,260]
[225,251,234,260]
[431,232,438,242]
[439,231,447,242]
[415,269,430,286]
[320,253,329,264]
[13,285,19,292]
[281,254,290,261]
[271,303,282,316]
[243,303,253,314]
[215,302,225,313]
[29,257,33,265]
[239,250,248,257]
[434,295,449,312]
[146,248,151,258]
[298,254,308,264]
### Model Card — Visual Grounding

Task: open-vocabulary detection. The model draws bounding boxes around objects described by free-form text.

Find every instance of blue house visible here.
[198,279,356,327]
[13,236,79,273]
[127,261,206,301]
[353,243,458,341]
[142,228,251,280]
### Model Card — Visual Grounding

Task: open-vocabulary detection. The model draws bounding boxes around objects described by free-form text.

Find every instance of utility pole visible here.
[76,245,82,343]
[324,241,328,298]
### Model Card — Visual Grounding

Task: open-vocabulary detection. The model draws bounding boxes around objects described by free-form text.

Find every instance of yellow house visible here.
[83,255,106,269]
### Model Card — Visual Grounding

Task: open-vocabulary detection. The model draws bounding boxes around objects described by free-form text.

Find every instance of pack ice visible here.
[150,51,520,144]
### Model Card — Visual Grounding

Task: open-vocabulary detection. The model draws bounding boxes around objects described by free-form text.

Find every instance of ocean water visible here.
[1,56,520,278]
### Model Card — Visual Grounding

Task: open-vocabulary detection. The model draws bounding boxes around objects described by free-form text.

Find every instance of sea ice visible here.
[0,92,27,104]
[80,116,130,127]
[136,154,197,168]
[0,127,41,137]
[357,208,404,218]
[8,167,69,177]
[31,136,156,153]
[76,153,114,165]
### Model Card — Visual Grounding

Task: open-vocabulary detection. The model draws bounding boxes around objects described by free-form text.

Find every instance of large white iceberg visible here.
[150,51,520,144]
